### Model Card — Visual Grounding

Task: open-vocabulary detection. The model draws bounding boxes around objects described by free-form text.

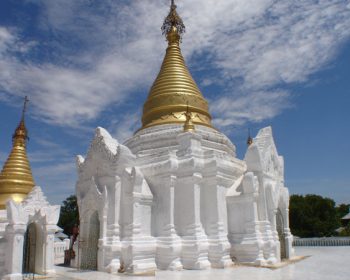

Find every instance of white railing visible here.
[293,237,350,246]
[54,238,70,264]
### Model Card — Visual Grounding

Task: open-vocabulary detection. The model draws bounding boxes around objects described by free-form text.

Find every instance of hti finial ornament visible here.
[161,0,186,40]
[22,96,29,120]
[12,96,29,144]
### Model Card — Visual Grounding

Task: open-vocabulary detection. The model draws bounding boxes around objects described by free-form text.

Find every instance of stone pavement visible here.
[48,247,350,280]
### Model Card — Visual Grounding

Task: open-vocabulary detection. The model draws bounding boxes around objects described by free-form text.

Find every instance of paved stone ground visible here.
[49,247,350,280]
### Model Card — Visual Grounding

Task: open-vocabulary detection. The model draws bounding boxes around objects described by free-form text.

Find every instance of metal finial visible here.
[22,96,29,120]
[247,128,253,146]
[12,96,29,143]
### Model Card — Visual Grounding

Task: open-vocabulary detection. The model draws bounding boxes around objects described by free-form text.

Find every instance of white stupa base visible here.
[105,259,120,274]
[100,242,122,272]
[181,237,210,270]
[231,242,266,265]
[156,236,183,270]
[208,237,233,268]
[121,238,157,275]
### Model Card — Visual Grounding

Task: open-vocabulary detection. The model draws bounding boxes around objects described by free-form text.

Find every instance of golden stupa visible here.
[0,97,35,209]
[141,1,213,129]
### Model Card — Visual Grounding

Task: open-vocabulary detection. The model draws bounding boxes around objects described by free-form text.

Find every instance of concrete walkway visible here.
[50,247,350,280]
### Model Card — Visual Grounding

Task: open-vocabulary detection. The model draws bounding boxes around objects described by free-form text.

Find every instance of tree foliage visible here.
[336,203,350,236]
[289,194,342,237]
[335,203,350,221]
[58,195,79,236]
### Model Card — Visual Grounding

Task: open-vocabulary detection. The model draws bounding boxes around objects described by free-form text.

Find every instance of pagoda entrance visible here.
[81,211,100,270]
[23,223,37,274]
[276,209,286,260]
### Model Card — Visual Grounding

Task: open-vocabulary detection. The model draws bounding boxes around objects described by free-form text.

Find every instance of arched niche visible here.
[80,211,100,270]
[276,208,286,259]
[22,222,45,275]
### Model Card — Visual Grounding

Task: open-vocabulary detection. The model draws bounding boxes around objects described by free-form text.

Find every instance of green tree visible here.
[58,195,79,236]
[289,194,340,237]
[339,224,350,236]
[336,203,350,236]
[335,203,350,221]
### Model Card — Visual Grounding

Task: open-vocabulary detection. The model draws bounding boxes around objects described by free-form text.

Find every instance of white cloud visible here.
[28,138,72,163]
[0,0,349,130]
[0,27,15,55]
[109,112,141,143]
[33,161,77,205]
[211,90,291,127]
[181,0,350,127]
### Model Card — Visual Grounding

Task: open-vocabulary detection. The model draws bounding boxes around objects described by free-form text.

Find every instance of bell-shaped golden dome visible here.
[0,97,35,209]
[141,2,212,129]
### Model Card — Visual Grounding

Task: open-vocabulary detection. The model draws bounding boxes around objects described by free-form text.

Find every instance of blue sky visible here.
[0,0,349,206]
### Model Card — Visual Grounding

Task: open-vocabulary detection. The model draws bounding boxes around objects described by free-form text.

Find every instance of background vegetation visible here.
[289,194,349,237]
[57,194,350,237]
[57,195,79,236]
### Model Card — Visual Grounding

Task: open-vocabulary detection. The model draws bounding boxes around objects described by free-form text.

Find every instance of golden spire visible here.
[0,96,35,209]
[141,1,213,129]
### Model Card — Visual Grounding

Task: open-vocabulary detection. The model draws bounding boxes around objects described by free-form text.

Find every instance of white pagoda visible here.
[75,1,294,274]
[0,99,61,280]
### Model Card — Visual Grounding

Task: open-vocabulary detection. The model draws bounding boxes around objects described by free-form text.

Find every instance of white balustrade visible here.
[54,238,70,264]
[293,237,350,246]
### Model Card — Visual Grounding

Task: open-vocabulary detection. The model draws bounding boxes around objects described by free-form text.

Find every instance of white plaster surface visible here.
[52,247,350,280]
[0,186,60,280]
[75,125,294,273]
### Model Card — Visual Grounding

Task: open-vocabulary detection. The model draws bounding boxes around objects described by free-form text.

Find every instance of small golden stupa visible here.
[0,96,35,209]
[141,0,213,129]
